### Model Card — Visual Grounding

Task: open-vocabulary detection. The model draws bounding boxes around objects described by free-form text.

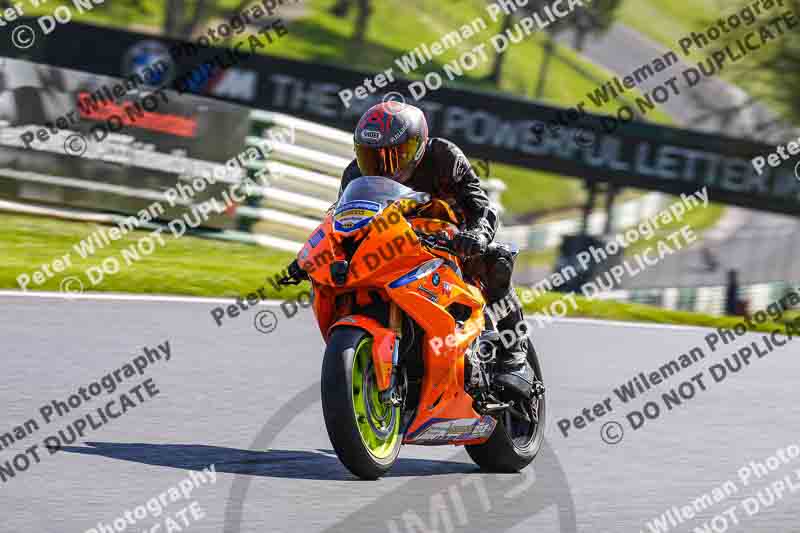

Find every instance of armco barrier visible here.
[596,281,796,317]
[497,193,669,251]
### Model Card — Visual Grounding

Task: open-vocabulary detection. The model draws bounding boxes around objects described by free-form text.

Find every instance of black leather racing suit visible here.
[339,137,528,363]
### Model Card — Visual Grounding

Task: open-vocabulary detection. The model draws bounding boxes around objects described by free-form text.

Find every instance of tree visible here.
[487,0,622,90]
[566,0,622,51]
[690,0,800,139]
[328,0,374,43]
[487,13,515,84]
[168,0,215,39]
[734,0,800,126]
[89,0,234,41]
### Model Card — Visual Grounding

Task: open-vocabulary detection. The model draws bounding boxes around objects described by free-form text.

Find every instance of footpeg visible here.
[474,400,512,414]
[532,381,545,399]
[479,330,500,342]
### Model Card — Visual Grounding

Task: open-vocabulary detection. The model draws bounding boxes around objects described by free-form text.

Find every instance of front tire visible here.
[321,327,402,480]
[465,342,546,472]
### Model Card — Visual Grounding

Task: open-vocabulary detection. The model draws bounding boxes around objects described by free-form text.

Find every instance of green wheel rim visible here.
[351,337,400,459]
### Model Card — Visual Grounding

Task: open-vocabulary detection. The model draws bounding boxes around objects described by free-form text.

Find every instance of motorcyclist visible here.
[339,101,536,399]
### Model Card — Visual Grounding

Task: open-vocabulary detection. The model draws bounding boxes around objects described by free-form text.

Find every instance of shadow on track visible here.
[61,442,478,480]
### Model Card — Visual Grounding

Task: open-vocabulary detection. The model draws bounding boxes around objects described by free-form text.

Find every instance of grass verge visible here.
[5,212,794,334]
[521,291,799,334]
[0,213,304,300]
[617,0,723,55]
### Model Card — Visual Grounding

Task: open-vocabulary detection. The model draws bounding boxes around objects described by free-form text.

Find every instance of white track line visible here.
[545,316,716,332]
[0,290,717,331]
[0,290,284,306]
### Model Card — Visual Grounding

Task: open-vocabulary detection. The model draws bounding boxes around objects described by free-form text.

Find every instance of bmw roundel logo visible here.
[431,273,440,286]
[122,40,175,89]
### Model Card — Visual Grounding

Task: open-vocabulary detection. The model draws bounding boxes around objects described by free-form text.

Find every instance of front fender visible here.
[328,316,396,391]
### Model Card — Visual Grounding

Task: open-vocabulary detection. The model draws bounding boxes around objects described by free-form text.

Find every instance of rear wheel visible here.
[465,343,546,472]
[321,327,402,479]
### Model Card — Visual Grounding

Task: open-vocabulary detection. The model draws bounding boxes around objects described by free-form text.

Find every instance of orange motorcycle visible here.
[280,175,545,479]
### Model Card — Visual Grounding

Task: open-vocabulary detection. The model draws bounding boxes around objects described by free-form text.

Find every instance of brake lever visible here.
[414,230,455,254]
[277,259,309,286]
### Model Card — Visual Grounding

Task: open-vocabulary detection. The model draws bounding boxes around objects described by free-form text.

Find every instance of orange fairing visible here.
[295,193,494,446]
[296,215,336,287]
[346,204,423,285]
[386,261,487,441]
[329,315,396,391]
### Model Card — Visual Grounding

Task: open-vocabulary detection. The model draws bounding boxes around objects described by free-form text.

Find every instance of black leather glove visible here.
[279,259,308,285]
[452,230,488,257]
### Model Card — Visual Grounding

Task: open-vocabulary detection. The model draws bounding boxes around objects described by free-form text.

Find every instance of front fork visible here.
[379,303,404,405]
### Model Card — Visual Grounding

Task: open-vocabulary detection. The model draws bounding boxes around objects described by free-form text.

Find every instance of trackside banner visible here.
[3,18,799,216]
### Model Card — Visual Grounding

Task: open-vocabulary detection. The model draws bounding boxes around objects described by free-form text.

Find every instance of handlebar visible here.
[415,230,456,254]
[277,259,309,286]
[277,231,462,287]
[277,275,303,286]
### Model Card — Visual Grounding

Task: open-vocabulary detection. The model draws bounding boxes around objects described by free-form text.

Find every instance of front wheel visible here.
[465,342,546,472]
[321,327,402,480]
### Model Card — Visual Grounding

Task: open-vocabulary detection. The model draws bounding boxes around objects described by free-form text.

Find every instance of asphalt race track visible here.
[2,292,800,533]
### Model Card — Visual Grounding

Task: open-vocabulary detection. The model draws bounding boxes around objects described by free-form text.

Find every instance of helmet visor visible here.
[355,138,420,178]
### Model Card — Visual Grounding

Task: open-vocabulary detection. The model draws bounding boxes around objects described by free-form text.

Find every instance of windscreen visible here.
[338,176,416,208]
[334,176,426,233]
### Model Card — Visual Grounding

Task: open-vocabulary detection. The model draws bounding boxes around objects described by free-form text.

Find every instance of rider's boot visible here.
[492,298,536,399]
